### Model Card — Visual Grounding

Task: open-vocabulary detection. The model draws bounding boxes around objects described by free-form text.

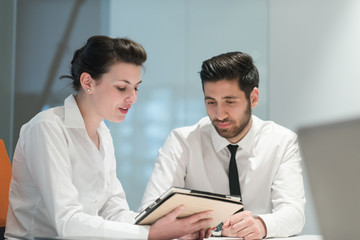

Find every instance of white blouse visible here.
[140,116,306,238]
[6,95,149,239]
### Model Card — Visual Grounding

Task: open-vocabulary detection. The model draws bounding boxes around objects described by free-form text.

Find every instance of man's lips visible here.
[216,121,231,129]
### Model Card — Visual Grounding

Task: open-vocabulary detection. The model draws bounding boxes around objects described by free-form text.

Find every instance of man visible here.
[140,52,305,239]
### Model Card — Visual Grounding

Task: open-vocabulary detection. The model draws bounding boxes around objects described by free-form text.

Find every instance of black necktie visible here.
[214,144,243,234]
[227,144,241,197]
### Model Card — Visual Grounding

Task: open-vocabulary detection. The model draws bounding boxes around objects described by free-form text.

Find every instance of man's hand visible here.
[148,205,213,240]
[222,210,267,240]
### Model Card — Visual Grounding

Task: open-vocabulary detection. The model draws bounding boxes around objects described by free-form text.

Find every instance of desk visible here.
[208,236,322,240]
[33,235,322,240]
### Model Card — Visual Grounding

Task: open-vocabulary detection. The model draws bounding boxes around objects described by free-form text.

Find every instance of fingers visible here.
[173,209,213,238]
[167,206,213,225]
[222,219,230,229]
[205,228,213,238]
[191,216,213,230]
[224,211,266,240]
[181,229,208,240]
[184,210,213,225]
[222,211,251,229]
[166,205,185,220]
[222,210,252,230]
[179,232,199,240]
[198,229,205,239]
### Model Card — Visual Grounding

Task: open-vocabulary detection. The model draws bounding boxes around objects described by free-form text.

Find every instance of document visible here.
[135,187,243,228]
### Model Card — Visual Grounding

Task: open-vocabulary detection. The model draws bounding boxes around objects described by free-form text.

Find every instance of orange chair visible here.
[0,139,11,240]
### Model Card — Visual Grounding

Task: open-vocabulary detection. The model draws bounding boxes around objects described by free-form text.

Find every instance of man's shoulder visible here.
[253,115,297,138]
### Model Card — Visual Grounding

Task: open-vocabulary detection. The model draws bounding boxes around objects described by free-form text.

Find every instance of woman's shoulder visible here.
[23,105,65,131]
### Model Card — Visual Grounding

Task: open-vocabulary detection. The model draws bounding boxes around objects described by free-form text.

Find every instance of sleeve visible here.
[99,170,138,223]
[23,121,149,239]
[138,130,188,212]
[257,135,306,238]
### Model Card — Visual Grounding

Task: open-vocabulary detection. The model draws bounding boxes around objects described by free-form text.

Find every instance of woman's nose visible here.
[126,89,137,103]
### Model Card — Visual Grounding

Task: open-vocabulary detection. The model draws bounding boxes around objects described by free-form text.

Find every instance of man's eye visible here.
[206,101,215,105]
[226,101,235,104]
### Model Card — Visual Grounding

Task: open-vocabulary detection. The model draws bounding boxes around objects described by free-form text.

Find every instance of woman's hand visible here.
[179,228,213,240]
[148,205,213,240]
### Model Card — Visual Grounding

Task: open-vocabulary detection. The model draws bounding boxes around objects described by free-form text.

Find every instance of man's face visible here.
[204,79,258,143]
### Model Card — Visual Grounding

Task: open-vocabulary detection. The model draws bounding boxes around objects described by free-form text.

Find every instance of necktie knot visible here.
[227,144,239,155]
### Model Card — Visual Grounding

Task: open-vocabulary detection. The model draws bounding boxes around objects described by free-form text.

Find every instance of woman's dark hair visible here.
[61,35,147,91]
[200,51,259,99]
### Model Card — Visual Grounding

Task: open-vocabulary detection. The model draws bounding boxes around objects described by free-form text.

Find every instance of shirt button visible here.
[98,171,103,177]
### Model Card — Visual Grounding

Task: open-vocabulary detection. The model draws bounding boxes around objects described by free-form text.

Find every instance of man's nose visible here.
[216,105,228,121]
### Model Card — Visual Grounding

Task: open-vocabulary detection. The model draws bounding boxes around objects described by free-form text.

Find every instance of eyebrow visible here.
[223,96,238,99]
[205,96,238,100]
[118,79,143,85]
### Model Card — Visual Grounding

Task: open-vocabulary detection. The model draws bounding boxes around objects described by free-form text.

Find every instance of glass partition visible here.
[108,0,269,210]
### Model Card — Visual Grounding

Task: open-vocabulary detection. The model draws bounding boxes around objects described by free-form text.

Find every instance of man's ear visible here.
[79,72,94,93]
[250,87,259,108]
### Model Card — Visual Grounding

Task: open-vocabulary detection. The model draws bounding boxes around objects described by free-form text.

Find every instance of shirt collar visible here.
[237,116,258,155]
[63,94,110,134]
[211,115,259,155]
[64,94,86,128]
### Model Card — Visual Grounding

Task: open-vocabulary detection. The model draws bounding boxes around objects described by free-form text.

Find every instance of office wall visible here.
[269,0,360,129]
[108,0,269,211]
[269,0,360,235]
[11,0,107,157]
[0,0,16,155]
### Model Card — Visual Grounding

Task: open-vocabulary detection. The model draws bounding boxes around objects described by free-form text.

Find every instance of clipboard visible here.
[135,187,243,228]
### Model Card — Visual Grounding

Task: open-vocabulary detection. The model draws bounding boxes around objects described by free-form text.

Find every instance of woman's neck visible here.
[75,93,102,149]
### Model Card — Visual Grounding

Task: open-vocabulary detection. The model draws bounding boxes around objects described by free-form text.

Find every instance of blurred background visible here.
[2,0,360,236]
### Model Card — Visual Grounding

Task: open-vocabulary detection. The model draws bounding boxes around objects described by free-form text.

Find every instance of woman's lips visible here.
[119,107,129,114]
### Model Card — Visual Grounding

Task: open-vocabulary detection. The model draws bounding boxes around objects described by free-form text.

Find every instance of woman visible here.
[5,36,212,240]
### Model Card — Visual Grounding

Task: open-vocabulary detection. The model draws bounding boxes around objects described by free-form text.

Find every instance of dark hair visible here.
[61,35,147,91]
[200,51,259,99]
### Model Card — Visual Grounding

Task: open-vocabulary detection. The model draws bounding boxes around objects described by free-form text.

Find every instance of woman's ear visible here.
[79,72,94,94]
[250,87,259,108]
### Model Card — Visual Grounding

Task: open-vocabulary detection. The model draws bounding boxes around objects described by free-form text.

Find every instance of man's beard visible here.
[211,102,252,140]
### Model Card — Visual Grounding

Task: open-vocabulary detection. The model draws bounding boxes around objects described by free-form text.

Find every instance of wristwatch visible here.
[211,222,223,237]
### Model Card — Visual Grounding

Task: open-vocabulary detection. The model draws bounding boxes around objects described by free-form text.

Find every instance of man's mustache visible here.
[213,119,230,123]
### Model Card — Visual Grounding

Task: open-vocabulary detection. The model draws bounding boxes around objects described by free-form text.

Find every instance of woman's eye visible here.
[117,87,126,91]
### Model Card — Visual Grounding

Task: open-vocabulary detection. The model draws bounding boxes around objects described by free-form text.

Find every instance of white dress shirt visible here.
[140,116,305,238]
[5,95,149,239]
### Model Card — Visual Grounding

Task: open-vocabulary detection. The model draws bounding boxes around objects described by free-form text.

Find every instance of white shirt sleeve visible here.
[139,131,187,212]
[18,121,149,239]
[99,172,138,223]
[257,136,306,238]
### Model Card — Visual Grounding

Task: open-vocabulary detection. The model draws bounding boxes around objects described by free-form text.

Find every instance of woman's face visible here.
[89,62,142,123]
